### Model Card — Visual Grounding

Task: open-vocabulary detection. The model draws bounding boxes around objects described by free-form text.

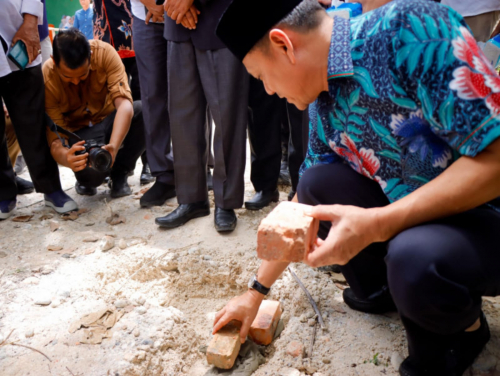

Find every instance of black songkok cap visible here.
[217,0,303,61]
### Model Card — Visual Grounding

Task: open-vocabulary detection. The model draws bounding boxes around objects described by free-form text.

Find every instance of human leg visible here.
[297,163,391,300]
[386,207,500,374]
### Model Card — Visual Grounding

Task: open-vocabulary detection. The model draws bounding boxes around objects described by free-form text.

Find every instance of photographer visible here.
[44,28,145,197]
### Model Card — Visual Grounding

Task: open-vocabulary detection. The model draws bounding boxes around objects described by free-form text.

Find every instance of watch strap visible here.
[251,276,270,295]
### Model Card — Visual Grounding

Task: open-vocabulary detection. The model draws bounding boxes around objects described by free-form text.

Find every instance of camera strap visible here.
[48,121,83,149]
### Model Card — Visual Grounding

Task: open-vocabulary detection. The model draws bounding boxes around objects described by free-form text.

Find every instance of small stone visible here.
[131,294,146,306]
[25,329,34,338]
[100,236,115,252]
[308,319,316,327]
[133,329,140,337]
[47,245,63,252]
[61,253,71,259]
[51,299,61,308]
[202,255,212,261]
[35,298,52,306]
[59,290,71,298]
[141,339,153,347]
[0,251,7,258]
[118,239,128,249]
[322,358,331,364]
[391,352,404,370]
[85,222,95,227]
[136,307,147,315]
[154,341,162,349]
[188,247,200,255]
[114,299,129,309]
[83,236,99,243]
[49,221,60,232]
[22,277,39,285]
[40,266,54,275]
[286,341,304,358]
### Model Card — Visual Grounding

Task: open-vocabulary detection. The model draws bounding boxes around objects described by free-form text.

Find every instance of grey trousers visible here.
[133,16,175,185]
[167,41,248,209]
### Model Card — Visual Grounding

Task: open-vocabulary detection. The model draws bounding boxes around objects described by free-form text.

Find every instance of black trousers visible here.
[247,77,305,192]
[0,66,62,200]
[70,101,145,187]
[298,163,500,337]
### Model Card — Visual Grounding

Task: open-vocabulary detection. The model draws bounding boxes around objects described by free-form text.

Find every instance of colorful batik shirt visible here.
[301,0,500,204]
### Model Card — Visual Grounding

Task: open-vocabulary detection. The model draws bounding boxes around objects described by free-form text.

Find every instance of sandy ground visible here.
[1,146,500,376]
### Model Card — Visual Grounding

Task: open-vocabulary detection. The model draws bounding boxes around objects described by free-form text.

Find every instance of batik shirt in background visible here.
[302,0,500,206]
[93,0,135,59]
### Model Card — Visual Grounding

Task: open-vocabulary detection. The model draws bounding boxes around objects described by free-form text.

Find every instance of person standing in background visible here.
[441,0,500,42]
[74,0,94,40]
[93,0,154,184]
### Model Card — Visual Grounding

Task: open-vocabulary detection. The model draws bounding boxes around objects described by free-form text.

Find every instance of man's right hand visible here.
[213,289,264,344]
[66,140,88,172]
[145,4,165,24]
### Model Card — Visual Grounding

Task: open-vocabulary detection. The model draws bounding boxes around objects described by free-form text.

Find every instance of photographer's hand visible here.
[101,144,117,167]
[66,141,89,172]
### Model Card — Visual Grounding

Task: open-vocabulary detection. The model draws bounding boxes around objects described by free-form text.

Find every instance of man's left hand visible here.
[12,14,40,65]
[164,0,195,24]
[303,205,386,267]
[102,144,117,167]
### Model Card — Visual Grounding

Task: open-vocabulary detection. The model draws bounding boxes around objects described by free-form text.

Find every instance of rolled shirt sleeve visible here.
[101,43,133,104]
[20,0,44,24]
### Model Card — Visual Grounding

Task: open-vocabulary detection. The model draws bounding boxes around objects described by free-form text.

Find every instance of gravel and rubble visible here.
[1,154,500,376]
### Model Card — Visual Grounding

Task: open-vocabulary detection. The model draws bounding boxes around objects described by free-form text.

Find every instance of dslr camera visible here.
[76,139,113,173]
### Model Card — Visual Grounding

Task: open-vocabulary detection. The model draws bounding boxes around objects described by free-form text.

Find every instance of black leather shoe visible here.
[110,175,132,198]
[207,169,213,191]
[245,189,279,210]
[399,312,490,376]
[343,287,397,314]
[16,176,34,195]
[140,181,176,208]
[75,181,97,196]
[155,200,210,228]
[214,207,237,233]
[140,163,155,185]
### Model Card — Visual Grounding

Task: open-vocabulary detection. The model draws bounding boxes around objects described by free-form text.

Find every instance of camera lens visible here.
[88,147,112,172]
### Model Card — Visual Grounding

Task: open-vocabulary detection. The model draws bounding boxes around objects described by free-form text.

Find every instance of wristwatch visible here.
[248,274,270,296]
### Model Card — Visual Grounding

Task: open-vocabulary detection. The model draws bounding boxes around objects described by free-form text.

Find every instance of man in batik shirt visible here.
[213,1,500,375]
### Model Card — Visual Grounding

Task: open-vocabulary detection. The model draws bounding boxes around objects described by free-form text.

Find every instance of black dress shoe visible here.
[110,175,132,198]
[342,287,397,314]
[207,169,214,191]
[155,200,210,228]
[75,181,97,196]
[245,189,279,210]
[140,181,176,208]
[16,176,34,195]
[214,207,237,233]
[399,312,490,376]
[140,163,155,185]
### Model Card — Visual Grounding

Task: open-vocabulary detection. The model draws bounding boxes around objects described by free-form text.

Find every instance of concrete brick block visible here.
[249,300,282,345]
[257,202,319,262]
[207,321,241,369]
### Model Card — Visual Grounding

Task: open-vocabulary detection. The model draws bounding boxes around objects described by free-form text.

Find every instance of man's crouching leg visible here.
[386,207,500,375]
[297,163,396,313]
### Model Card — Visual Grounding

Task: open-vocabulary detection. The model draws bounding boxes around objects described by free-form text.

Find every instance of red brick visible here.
[257,202,319,262]
[207,321,241,369]
[249,300,282,345]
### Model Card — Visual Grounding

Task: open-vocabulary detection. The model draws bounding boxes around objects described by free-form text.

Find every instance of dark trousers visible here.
[167,41,248,209]
[298,163,500,337]
[71,101,145,187]
[248,77,305,192]
[122,56,141,101]
[0,66,62,200]
[133,16,174,185]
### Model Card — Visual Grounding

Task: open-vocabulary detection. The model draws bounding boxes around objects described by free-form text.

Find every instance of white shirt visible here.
[0,0,43,78]
[441,0,500,18]
[130,0,163,23]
